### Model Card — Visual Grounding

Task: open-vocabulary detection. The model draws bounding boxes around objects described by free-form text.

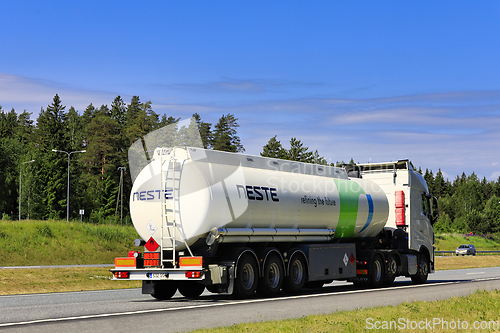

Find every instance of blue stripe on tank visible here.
[360,194,374,232]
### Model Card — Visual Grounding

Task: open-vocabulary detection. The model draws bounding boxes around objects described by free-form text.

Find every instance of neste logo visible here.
[236,185,279,202]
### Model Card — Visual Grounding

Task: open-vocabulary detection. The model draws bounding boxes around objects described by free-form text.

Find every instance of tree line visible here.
[0,94,243,223]
[1,96,499,234]
[423,169,500,234]
[260,135,500,234]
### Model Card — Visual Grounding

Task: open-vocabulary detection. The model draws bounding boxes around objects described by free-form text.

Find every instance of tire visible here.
[151,281,178,300]
[411,254,429,284]
[369,255,384,288]
[283,254,307,294]
[178,281,205,298]
[233,253,259,298]
[384,254,398,285]
[257,253,284,296]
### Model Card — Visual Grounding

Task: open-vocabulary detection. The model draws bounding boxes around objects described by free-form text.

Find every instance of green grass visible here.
[0,267,141,295]
[434,233,500,251]
[192,290,500,333]
[0,220,139,266]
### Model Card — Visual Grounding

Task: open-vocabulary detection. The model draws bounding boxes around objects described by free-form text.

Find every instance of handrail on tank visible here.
[207,227,336,246]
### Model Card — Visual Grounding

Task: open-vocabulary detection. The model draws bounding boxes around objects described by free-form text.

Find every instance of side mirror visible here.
[431,196,439,225]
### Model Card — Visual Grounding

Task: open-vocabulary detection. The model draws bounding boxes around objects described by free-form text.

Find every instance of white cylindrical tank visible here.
[130,147,389,250]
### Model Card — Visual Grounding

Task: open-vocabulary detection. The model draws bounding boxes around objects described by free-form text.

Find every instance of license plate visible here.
[147,273,169,279]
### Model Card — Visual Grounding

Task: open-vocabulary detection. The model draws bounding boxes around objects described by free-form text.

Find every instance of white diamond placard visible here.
[146,220,158,235]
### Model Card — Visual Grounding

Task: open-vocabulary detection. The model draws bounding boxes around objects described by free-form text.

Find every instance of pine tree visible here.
[16,110,34,147]
[192,113,212,149]
[81,105,121,176]
[32,94,70,219]
[287,138,313,163]
[160,115,180,127]
[433,169,447,197]
[261,136,287,159]
[212,114,244,152]
[0,108,18,139]
[0,107,22,217]
[124,97,159,148]
[110,96,127,128]
[312,150,327,165]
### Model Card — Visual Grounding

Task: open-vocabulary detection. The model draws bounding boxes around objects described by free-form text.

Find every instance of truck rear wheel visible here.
[384,254,398,285]
[257,253,284,296]
[178,281,205,298]
[283,254,306,294]
[151,281,178,300]
[234,253,258,298]
[369,255,384,288]
[411,254,429,284]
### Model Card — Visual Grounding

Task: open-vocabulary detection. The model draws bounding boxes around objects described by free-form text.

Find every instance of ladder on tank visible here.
[160,147,193,268]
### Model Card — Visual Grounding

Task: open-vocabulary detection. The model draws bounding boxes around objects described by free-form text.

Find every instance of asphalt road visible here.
[1,267,500,333]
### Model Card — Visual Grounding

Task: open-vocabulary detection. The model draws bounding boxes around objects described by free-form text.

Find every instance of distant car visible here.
[455,244,476,256]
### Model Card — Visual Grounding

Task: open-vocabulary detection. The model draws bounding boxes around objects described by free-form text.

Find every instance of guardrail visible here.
[435,250,500,256]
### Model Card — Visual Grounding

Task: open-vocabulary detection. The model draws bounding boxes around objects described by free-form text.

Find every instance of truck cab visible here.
[347,160,438,281]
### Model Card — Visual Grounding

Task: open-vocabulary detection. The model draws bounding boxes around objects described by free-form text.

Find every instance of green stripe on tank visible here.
[333,179,365,238]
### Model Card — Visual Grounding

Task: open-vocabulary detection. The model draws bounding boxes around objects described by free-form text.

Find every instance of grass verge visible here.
[434,233,500,251]
[0,220,138,266]
[191,290,500,333]
[435,255,500,270]
[0,267,140,295]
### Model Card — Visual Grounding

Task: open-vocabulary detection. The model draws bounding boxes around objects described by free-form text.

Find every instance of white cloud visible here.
[489,171,500,181]
[2,72,500,180]
[0,73,125,115]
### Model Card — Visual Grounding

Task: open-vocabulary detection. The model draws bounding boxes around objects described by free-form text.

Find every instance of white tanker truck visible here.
[112,147,438,299]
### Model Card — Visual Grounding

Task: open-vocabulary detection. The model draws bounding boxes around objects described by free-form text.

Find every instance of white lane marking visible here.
[2,277,500,327]
[466,272,485,275]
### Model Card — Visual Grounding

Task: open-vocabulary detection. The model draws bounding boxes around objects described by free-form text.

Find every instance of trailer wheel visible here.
[257,253,284,296]
[411,254,429,284]
[178,281,205,298]
[234,253,258,298]
[283,254,306,294]
[369,255,384,288]
[151,281,178,300]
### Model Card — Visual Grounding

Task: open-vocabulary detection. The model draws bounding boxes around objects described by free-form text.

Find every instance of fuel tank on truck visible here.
[130,147,390,250]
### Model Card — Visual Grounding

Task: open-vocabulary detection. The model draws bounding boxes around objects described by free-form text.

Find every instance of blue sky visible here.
[1,1,500,181]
